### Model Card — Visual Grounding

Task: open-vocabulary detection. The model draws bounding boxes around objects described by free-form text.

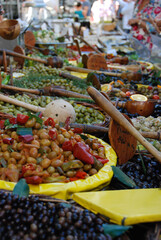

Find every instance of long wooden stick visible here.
[70,122,161,140]
[0,49,47,64]
[87,86,161,163]
[1,84,91,100]
[65,66,121,77]
[0,94,43,112]
[79,36,101,54]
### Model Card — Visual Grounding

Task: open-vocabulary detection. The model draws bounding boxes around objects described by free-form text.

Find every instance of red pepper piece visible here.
[21,163,36,176]
[19,135,34,143]
[9,117,17,125]
[38,112,43,118]
[49,129,57,140]
[125,91,131,97]
[148,86,153,90]
[69,177,79,181]
[64,117,71,130]
[94,155,109,164]
[17,114,29,124]
[153,95,160,100]
[97,158,109,164]
[0,120,5,129]
[44,118,55,128]
[75,171,87,179]
[73,142,94,164]
[3,138,14,145]
[73,128,83,134]
[62,140,73,151]
[25,176,43,184]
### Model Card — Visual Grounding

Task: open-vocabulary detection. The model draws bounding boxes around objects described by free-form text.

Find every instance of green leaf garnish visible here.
[103,224,132,238]
[13,179,29,198]
[112,166,137,188]
[7,145,14,153]
[17,127,33,136]
[38,148,47,156]
[36,157,43,164]
[78,134,88,140]
[0,158,7,168]
[28,112,43,125]
[137,146,146,175]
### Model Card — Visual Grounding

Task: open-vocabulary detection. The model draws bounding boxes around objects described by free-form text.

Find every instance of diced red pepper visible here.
[64,117,71,130]
[17,114,29,124]
[73,128,83,134]
[94,155,109,164]
[44,118,55,128]
[69,177,79,181]
[97,158,109,164]
[62,140,73,151]
[3,138,14,145]
[25,176,43,184]
[73,142,94,164]
[125,91,131,97]
[9,117,17,125]
[153,95,160,100]
[0,120,5,129]
[97,144,104,148]
[148,86,153,90]
[49,129,57,140]
[75,171,87,179]
[21,163,36,176]
[19,135,34,143]
[38,112,43,118]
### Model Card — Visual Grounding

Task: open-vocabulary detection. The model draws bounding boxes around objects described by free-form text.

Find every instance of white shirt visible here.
[117,0,135,30]
[91,1,107,23]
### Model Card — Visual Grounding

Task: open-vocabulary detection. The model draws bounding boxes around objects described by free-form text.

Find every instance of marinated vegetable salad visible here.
[0,114,109,184]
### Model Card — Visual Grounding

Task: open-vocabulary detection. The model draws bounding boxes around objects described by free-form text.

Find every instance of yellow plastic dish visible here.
[73,188,161,225]
[70,71,88,79]
[0,135,117,200]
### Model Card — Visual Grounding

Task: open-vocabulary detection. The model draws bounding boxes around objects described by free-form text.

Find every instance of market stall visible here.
[0,8,161,239]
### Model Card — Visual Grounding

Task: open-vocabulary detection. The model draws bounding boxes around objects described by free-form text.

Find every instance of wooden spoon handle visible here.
[0,94,44,113]
[1,84,40,95]
[50,87,91,100]
[79,36,101,54]
[70,122,161,140]
[0,49,47,64]
[65,66,121,77]
[74,39,82,56]
[87,86,161,163]
[98,38,107,48]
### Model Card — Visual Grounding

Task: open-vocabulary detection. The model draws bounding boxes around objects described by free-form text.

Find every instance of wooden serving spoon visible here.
[70,123,161,141]
[65,66,142,81]
[1,84,91,100]
[0,94,76,123]
[79,36,101,54]
[87,86,161,164]
[0,48,63,69]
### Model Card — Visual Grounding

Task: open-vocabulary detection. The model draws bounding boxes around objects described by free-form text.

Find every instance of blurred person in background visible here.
[91,0,107,23]
[0,4,4,22]
[75,2,84,19]
[80,0,91,18]
[155,12,161,32]
[117,0,135,32]
[104,0,117,21]
[128,0,161,50]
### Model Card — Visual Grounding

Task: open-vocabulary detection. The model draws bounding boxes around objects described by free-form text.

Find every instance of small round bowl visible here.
[125,100,155,117]
[0,20,20,40]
